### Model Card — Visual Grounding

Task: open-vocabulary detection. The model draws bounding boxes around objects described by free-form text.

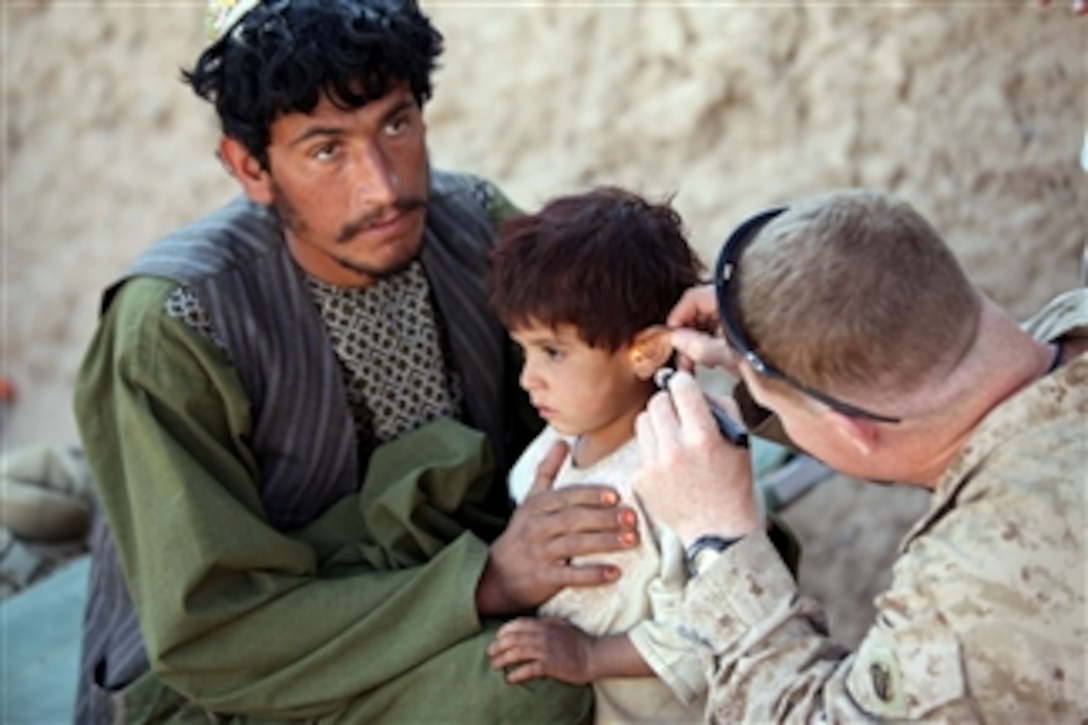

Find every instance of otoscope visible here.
[653,367,749,449]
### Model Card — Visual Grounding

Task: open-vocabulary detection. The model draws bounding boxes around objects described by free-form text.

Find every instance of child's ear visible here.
[629,326,673,380]
[218,135,274,206]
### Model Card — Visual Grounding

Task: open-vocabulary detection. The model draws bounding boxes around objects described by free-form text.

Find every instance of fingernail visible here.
[602,490,619,506]
[619,510,636,527]
[621,531,638,546]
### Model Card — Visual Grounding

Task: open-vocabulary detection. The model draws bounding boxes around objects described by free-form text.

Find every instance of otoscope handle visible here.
[653,368,750,448]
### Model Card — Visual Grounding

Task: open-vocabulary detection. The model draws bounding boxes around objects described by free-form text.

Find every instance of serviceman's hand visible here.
[476,440,639,616]
[634,370,760,547]
[666,284,743,375]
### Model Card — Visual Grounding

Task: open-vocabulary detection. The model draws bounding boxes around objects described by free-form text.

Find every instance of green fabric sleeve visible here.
[75,278,497,719]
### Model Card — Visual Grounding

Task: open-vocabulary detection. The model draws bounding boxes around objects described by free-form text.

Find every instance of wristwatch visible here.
[685,534,742,577]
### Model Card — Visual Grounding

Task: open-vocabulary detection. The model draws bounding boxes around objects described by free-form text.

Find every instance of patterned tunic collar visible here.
[305,260,463,449]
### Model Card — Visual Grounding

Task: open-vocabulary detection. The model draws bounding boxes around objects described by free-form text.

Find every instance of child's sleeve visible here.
[627,526,709,706]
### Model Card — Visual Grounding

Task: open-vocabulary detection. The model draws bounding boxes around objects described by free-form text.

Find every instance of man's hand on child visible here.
[476,440,639,616]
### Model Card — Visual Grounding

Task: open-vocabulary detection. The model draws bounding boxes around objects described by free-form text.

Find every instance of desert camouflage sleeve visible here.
[683,427,1086,723]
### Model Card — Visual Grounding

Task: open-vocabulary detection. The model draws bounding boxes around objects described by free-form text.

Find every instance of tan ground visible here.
[2,3,1085,646]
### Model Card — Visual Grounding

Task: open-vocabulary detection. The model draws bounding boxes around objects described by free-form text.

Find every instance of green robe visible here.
[76,273,590,720]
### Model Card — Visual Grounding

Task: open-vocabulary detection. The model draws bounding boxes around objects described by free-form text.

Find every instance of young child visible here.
[485,187,708,723]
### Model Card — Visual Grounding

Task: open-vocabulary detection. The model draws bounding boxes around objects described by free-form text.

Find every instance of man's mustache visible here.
[337,197,428,244]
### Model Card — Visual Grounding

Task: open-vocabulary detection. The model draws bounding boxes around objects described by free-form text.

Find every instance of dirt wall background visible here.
[3,1,1085,646]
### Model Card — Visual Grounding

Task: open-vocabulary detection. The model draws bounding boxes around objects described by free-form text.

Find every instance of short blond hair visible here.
[737,189,980,398]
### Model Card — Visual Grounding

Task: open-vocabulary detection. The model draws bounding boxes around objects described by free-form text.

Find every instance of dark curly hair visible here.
[182,0,442,167]
[489,187,705,352]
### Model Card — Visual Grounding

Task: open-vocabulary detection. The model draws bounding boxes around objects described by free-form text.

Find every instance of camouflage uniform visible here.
[682,289,1088,722]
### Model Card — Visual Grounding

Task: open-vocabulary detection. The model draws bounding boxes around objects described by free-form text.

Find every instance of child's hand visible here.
[487,616,596,685]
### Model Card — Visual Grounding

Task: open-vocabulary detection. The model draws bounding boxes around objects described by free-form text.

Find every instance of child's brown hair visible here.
[489,186,704,351]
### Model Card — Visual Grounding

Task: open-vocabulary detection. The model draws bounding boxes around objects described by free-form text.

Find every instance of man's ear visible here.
[218,136,274,206]
[825,409,878,456]
[629,326,673,380]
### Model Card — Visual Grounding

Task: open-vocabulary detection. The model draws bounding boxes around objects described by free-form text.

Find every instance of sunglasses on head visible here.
[712,207,901,425]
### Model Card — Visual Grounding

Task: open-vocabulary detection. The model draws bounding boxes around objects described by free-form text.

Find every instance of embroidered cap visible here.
[205,0,262,43]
